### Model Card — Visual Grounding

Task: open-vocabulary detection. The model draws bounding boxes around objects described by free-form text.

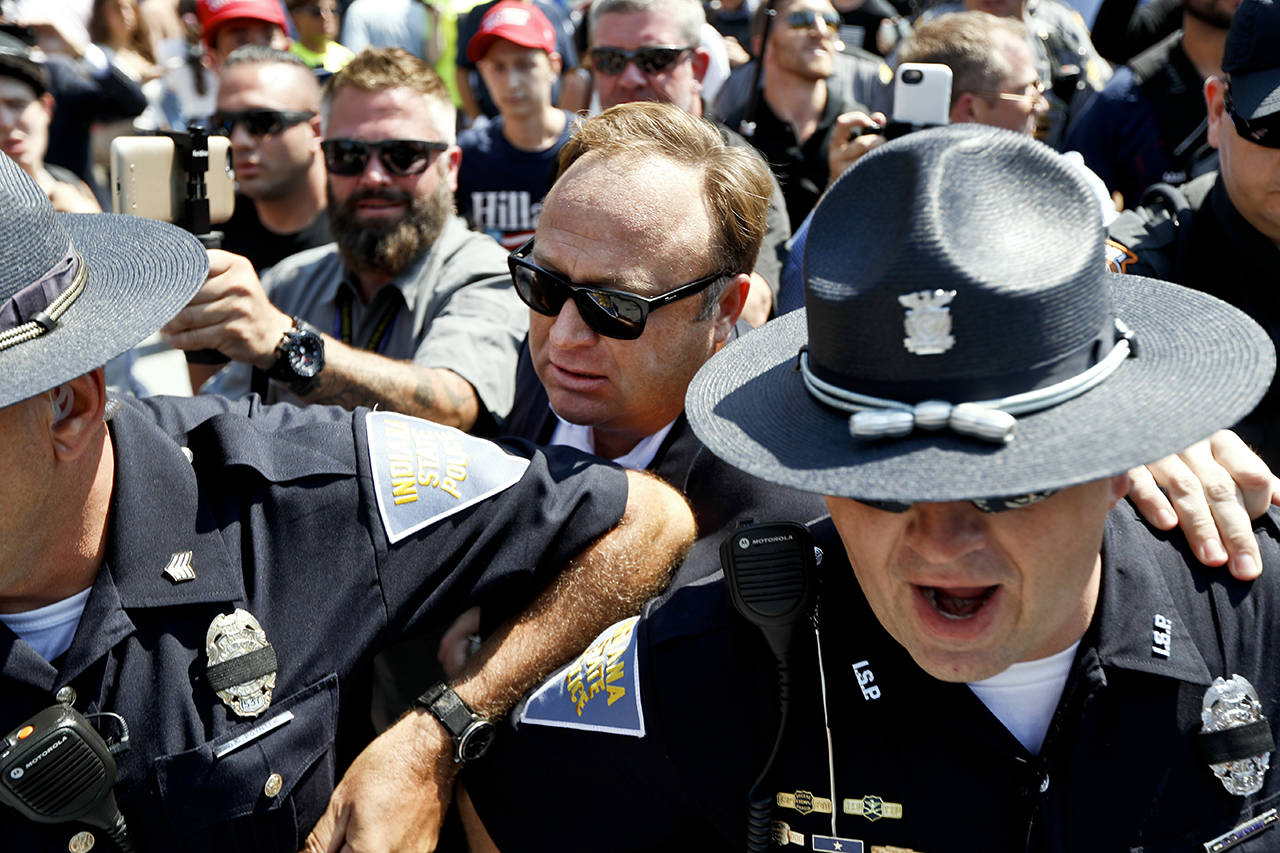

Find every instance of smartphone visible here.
[892,62,953,127]
[110,135,235,225]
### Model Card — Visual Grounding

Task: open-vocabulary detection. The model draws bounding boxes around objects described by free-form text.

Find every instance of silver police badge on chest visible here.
[899,289,957,355]
[1201,674,1273,796]
[205,609,278,718]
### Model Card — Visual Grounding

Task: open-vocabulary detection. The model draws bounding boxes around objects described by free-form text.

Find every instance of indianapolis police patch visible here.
[365,411,529,543]
[518,616,645,736]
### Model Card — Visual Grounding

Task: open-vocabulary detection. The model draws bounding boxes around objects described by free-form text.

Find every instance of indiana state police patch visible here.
[366,411,530,543]
[518,616,645,736]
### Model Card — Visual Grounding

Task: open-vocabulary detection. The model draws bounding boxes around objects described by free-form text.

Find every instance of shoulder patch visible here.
[1104,238,1138,273]
[365,411,530,543]
[518,616,645,737]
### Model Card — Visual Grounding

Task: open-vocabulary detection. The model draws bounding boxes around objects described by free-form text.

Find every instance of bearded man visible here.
[167,48,524,434]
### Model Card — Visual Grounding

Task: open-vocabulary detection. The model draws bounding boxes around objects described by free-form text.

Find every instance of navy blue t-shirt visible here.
[457,112,575,250]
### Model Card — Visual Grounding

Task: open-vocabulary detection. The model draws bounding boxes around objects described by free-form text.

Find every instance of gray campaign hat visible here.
[1224,0,1280,120]
[0,152,208,409]
[685,125,1275,503]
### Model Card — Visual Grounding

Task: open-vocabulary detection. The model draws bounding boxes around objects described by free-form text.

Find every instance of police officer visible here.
[461,124,1280,852]
[0,150,695,852]
[1106,0,1280,467]
[1064,0,1233,207]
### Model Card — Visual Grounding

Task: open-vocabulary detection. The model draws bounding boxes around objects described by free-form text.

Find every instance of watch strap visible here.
[414,682,493,762]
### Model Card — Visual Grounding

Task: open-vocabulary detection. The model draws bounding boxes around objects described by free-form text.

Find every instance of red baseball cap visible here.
[467,1,557,62]
[197,0,289,48]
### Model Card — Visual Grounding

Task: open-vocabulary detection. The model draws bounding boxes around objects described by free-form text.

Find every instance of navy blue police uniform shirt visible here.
[466,502,1280,852]
[0,393,628,853]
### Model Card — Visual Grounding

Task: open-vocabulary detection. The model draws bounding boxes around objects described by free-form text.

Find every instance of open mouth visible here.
[919,585,998,620]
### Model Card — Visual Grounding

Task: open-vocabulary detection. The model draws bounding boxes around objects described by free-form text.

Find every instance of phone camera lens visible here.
[902,69,923,84]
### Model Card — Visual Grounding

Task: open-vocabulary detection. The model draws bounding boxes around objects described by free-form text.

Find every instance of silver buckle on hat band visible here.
[0,250,87,353]
[799,319,1135,444]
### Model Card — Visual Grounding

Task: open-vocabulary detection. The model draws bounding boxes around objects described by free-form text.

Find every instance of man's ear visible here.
[50,370,107,462]
[1206,76,1227,151]
[442,144,463,192]
[548,50,563,77]
[949,92,980,124]
[691,46,711,83]
[712,273,750,345]
[39,91,55,119]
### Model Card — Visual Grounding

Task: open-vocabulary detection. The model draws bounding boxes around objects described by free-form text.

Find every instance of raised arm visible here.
[301,469,695,853]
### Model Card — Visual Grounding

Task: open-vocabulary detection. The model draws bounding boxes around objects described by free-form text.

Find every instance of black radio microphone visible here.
[0,704,137,852]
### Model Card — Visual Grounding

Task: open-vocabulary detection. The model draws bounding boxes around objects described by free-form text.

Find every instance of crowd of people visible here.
[2,0,1280,849]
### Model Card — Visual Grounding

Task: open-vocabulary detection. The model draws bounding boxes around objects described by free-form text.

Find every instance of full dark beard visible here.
[329,179,454,278]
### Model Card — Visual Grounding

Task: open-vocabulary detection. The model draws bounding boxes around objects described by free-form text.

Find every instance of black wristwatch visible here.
[268,316,325,393]
[414,682,496,763]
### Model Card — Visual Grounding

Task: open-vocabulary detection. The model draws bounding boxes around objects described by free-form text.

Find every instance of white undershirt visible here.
[967,641,1079,755]
[548,415,678,470]
[0,588,92,663]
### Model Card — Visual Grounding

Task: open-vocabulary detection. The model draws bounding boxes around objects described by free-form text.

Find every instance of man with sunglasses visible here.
[584,0,790,323]
[463,123,1280,853]
[213,46,332,273]
[1107,0,1280,467]
[718,0,855,228]
[1064,0,1234,208]
[499,102,823,531]
[169,48,524,436]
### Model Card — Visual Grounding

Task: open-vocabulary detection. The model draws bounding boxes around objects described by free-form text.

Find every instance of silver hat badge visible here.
[899,289,956,355]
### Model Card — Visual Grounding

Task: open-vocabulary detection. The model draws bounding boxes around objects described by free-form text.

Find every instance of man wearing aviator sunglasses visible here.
[1107,0,1280,467]
[211,47,333,274]
[168,48,525,437]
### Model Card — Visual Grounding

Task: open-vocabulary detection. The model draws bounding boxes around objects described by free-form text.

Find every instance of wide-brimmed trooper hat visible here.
[686,125,1275,503]
[0,153,208,409]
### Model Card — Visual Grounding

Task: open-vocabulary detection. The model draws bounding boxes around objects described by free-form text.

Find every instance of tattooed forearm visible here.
[302,337,481,429]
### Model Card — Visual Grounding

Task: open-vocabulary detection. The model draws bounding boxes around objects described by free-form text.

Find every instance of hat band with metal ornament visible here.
[0,250,86,353]
[799,318,1137,444]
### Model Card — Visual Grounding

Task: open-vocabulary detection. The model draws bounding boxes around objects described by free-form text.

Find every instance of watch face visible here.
[288,330,324,379]
[458,720,497,762]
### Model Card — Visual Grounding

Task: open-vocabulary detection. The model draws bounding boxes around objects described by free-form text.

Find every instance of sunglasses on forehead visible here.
[508,239,727,340]
[209,108,315,137]
[786,9,840,28]
[588,45,695,75]
[1225,85,1280,150]
[858,490,1059,514]
[320,138,449,177]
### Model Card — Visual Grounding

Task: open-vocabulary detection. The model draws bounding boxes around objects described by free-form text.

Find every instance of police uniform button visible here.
[68,830,95,852]
[1039,774,1050,793]
[55,686,76,706]
[264,772,284,798]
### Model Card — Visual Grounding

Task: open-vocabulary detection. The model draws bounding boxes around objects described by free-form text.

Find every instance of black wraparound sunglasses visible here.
[588,45,695,75]
[321,138,449,176]
[210,108,315,137]
[508,239,726,340]
[1225,85,1280,150]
